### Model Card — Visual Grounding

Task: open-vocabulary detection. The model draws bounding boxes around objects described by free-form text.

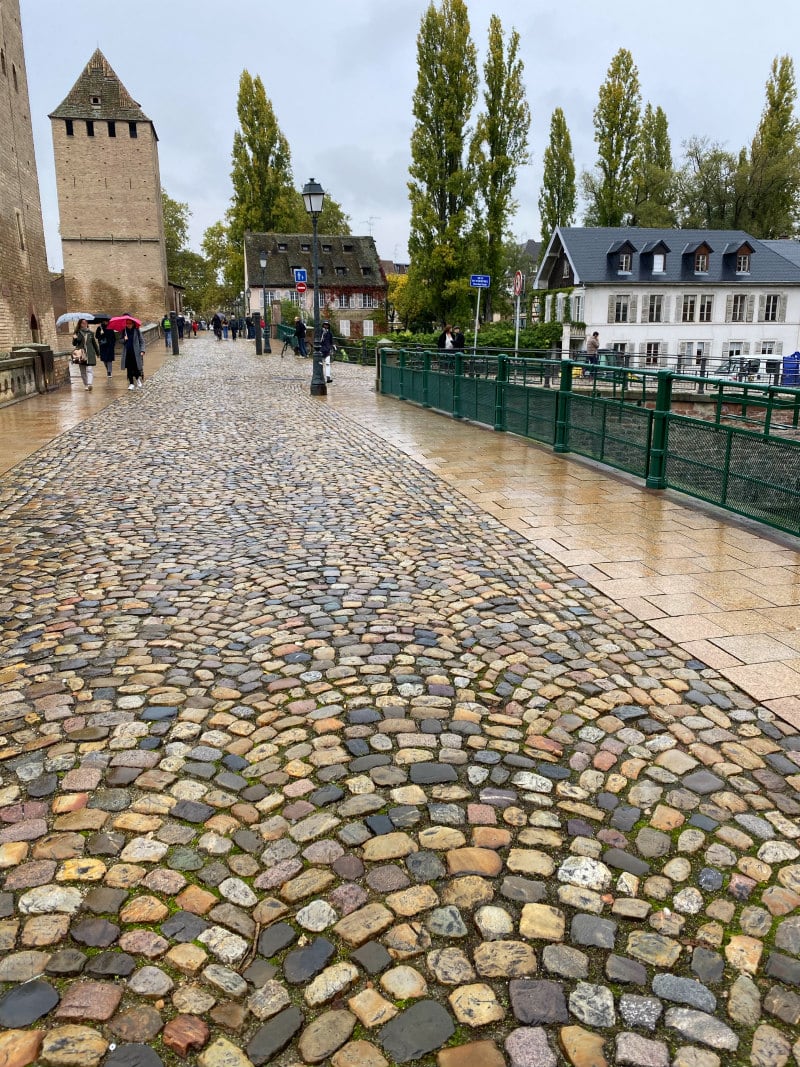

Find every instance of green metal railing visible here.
[380,348,800,537]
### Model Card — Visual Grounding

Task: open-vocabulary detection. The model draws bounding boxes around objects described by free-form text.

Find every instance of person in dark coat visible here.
[121,318,145,390]
[320,320,335,382]
[452,326,465,350]
[95,322,117,377]
[293,316,307,356]
[72,319,100,391]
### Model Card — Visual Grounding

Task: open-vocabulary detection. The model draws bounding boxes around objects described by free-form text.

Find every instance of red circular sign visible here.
[513,270,524,297]
[296,282,307,293]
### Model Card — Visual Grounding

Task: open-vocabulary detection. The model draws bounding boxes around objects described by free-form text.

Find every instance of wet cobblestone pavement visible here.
[0,339,799,1067]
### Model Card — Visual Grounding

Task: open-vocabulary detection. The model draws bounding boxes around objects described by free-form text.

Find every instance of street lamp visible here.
[259,249,271,354]
[302,178,326,397]
[245,288,251,339]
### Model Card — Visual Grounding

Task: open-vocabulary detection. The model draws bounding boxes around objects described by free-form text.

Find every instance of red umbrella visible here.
[107,315,141,331]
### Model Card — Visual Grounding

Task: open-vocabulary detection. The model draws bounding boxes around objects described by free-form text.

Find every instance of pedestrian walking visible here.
[321,320,335,383]
[121,318,145,390]
[586,330,600,378]
[293,316,307,356]
[95,322,116,378]
[437,325,454,350]
[452,327,465,350]
[177,314,185,340]
[72,319,100,391]
[192,319,198,337]
[231,318,238,341]
[222,318,229,340]
[211,313,222,341]
[161,312,172,348]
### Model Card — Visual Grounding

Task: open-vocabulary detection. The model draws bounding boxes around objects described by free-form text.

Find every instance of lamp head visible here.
[302,178,325,216]
[259,250,267,270]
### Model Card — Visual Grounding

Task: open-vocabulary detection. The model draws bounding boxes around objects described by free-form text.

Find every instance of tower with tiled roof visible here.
[49,49,169,324]
[0,0,56,352]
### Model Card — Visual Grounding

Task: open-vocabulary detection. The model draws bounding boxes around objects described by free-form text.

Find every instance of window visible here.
[571,293,584,323]
[336,294,351,309]
[0,50,6,76]
[652,253,666,273]
[359,293,378,309]
[764,294,780,322]
[645,342,660,366]
[699,294,713,323]
[562,259,570,279]
[90,95,101,107]
[732,294,747,322]
[322,244,332,252]
[339,320,351,337]
[361,266,373,276]
[363,320,374,337]
[619,252,632,272]
[612,343,627,355]
[128,121,137,138]
[648,295,663,323]
[760,341,776,355]
[343,243,354,252]
[86,120,94,137]
[335,266,347,276]
[65,119,74,137]
[682,295,696,322]
[277,242,288,251]
[736,253,751,274]
[108,121,116,137]
[15,210,25,252]
[614,295,630,323]
[300,243,311,252]
[695,252,708,273]
[727,341,744,358]
[288,292,302,306]
[12,64,18,92]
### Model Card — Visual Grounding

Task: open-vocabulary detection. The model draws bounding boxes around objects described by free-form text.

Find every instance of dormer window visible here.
[695,252,708,273]
[362,266,373,276]
[653,253,665,273]
[619,253,632,273]
[300,243,311,252]
[277,242,288,251]
[91,95,101,107]
[322,244,332,253]
[737,253,751,274]
[343,243,354,252]
[335,266,347,275]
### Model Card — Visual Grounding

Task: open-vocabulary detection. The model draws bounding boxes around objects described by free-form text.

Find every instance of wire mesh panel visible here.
[568,395,653,478]
[459,377,497,426]
[405,363,426,405]
[666,415,800,535]
[381,359,402,396]
[427,370,454,414]
[503,383,557,443]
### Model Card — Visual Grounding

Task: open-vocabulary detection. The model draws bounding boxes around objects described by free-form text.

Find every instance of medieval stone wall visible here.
[0,0,57,353]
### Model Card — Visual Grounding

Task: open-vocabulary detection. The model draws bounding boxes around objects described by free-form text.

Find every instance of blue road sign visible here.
[470,274,491,288]
[294,268,308,283]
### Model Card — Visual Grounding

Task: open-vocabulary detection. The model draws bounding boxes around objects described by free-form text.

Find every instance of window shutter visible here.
[639,341,647,355]
[779,294,787,322]
[725,295,733,322]
[556,293,565,322]
[777,341,784,356]
[663,296,671,323]
[629,296,638,322]
[641,294,649,322]
[676,298,683,322]
[607,295,615,323]
[743,341,750,355]
[756,295,764,322]
[545,295,553,321]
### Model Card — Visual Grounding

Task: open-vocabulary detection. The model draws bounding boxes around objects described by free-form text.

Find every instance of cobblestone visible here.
[0,344,798,1064]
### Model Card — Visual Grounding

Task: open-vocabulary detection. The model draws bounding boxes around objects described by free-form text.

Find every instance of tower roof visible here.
[49,49,151,123]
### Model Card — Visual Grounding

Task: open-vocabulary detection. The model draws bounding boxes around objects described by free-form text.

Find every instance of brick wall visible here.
[0,0,57,353]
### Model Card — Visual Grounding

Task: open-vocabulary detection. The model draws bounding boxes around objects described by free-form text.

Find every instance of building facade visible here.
[535,227,800,374]
[0,0,56,352]
[49,49,169,325]
[243,233,387,338]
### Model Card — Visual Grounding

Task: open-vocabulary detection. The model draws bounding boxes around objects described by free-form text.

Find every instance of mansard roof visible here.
[244,233,386,289]
[49,49,151,124]
[536,226,800,288]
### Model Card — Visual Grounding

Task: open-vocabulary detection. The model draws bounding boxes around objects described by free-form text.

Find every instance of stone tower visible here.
[49,49,168,324]
[0,0,56,352]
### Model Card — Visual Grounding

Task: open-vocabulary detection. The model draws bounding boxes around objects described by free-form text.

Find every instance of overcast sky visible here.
[22,0,800,272]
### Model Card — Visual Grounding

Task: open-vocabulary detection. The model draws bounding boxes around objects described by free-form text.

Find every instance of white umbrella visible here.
[56,312,95,327]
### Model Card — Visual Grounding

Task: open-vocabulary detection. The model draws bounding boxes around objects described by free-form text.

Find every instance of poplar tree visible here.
[407,0,478,325]
[538,107,576,244]
[747,55,800,237]
[471,15,530,318]
[631,104,675,226]
[583,48,641,226]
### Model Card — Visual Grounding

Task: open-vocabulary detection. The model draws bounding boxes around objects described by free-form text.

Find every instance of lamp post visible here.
[302,178,326,396]
[245,288,251,340]
[254,258,263,355]
[259,249,271,354]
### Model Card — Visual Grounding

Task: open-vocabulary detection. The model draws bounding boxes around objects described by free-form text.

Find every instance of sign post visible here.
[513,269,525,357]
[469,274,490,355]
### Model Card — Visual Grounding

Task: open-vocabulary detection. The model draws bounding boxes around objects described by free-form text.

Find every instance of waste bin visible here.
[782,351,800,386]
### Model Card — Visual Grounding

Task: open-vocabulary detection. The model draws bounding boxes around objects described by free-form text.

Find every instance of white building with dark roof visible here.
[535,227,800,371]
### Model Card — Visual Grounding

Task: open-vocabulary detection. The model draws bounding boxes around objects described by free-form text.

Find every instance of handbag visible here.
[71,348,87,364]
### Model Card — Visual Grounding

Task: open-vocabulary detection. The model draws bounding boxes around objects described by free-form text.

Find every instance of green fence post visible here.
[422,352,431,408]
[453,352,463,419]
[645,369,673,489]
[398,349,406,401]
[554,360,574,453]
[494,354,508,431]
